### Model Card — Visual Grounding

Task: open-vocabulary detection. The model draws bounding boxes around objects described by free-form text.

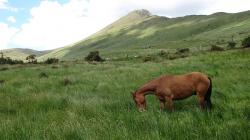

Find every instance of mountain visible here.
[40,9,250,60]
[1,48,50,60]
[3,9,250,60]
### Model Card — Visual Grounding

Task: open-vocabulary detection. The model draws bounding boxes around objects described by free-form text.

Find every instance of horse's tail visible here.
[205,77,212,110]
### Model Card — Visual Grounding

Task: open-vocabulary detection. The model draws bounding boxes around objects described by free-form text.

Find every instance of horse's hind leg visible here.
[197,94,205,110]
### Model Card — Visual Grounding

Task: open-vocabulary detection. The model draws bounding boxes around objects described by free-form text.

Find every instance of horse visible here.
[132,72,212,112]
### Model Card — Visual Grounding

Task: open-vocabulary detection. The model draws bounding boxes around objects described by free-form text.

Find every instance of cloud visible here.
[13,0,101,50]
[0,0,8,9]
[7,16,16,23]
[0,0,17,12]
[0,22,18,50]
[200,0,250,14]
[10,0,250,50]
[12,0,128,50]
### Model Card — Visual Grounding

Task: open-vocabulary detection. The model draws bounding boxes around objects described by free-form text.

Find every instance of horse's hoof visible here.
[139,108,146,112]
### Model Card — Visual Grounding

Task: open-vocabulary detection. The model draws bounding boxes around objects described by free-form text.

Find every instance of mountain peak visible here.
[127,9,151,17]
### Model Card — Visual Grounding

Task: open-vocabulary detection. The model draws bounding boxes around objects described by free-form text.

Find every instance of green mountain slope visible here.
[39,9,250,60]
[1,48,50,60]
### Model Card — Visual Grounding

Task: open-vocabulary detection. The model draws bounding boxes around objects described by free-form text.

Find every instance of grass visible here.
[0,48,249,139]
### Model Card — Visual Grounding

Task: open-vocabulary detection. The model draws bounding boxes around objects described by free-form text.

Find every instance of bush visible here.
[0,79,5,85]
[44,58,59,64]
[85,51,104,62]
[168,53,188,60]
[142,55,154,62]
[227,41,236,48]
[211,45,224,51]
[0,67,9,71]
[39,72,48,78]
[242,36,250,48]
[62,78,72,86]
[176,48,190,54]
[158,50,168,57]
[0,57,24,65]
[51,65,59,69]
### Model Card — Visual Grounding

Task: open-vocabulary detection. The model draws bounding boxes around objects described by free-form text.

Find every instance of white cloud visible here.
[13,0,101,50]
[7,16,16,23]
[9,0,250,50]
[0,0,8,9]
[200,0,250,14]
[0,22,18,50]
[0,0,17,12]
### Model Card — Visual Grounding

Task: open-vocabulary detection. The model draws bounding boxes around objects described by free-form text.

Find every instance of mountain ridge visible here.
[2,9,250,60]
[1,48,51,60]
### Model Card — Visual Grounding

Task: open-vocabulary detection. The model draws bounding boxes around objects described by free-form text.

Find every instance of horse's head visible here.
[131,91,146,112]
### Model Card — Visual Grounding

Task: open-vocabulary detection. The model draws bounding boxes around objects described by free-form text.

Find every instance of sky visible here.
[0,0,250,51]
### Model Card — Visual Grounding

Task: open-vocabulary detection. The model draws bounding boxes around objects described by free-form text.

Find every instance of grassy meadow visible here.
[0,48,249,139]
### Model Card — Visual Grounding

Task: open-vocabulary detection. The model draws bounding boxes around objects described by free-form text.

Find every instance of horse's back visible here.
[156,72,210,99]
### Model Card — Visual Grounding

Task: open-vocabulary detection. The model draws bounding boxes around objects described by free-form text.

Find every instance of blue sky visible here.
[1,0,37,26]
[1,0,67,27]
[0,0,250,51]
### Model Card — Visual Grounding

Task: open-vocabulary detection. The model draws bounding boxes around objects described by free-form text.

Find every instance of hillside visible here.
[39,9,250,60]
[1,48,50,60]
[2,9,250,61]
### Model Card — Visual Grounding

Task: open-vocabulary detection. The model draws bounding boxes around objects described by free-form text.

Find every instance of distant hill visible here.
[40,9,250,60]
[3,9,250,60]
[1,48,50,60]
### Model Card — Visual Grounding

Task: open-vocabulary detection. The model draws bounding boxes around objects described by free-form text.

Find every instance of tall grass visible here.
[0,49,249,139]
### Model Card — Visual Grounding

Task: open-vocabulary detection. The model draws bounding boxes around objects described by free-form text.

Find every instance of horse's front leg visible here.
[157,96,166,110]
[165,96,174,111]
[160,101,165,110]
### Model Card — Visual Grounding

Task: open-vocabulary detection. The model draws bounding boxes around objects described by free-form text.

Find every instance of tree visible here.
[0,52,3,59]
[44,58,59,64]
[242,36,250,48]
[85,51,104,62]
[26,54,37,63]
[227,41,236,48]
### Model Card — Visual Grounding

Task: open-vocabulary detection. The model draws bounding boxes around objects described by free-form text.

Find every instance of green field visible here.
[0,48,249,139]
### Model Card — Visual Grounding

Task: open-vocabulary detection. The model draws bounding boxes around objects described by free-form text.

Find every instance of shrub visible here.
[0,80,5,85]
[242,36,250,48]
[63,64,69,68]
[142,55,155,62]
[44,58,59,64]
[39,72,49,78]
[211,45,224,51]
[51,65,59,69]
[168,53,188,60]
[158,50,168,57]
[0,67,9,71]
[85,51,104,62]
[0,57,24,65]
[63,78,72,86]
[176,48,190,54]
[227,41,236,48]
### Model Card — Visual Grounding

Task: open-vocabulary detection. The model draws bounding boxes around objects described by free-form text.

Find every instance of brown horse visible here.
[132,72,212,112]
